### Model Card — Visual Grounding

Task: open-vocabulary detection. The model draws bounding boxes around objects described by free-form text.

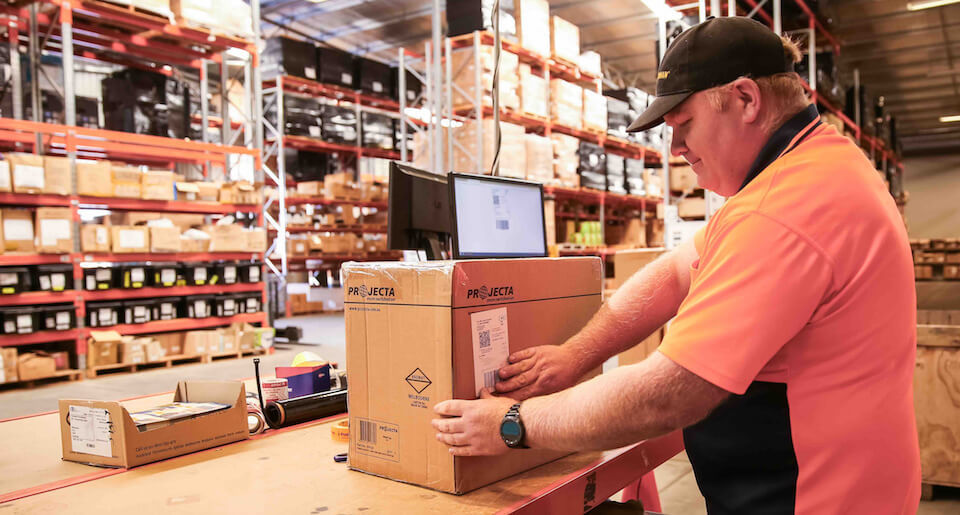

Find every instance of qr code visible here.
[483,370,499,389]
[359,420,377,444]
[493,194,501,205]
[479,330,491,349]
[496,220,509,230]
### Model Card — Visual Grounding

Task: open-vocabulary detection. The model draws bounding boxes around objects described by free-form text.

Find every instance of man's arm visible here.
[495,238,699,399]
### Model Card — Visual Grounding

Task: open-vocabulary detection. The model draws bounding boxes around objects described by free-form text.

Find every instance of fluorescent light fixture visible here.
[940,115,960,123]
[641,0,683,20]
[907,0,960,10]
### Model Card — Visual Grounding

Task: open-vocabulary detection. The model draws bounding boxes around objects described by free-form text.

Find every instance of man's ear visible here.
[730,78,762,124]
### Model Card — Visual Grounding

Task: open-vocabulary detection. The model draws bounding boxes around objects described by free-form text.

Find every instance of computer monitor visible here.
[387,162,451,259]
[448,172,547,259]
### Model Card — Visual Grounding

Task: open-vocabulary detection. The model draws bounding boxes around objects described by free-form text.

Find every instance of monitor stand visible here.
[416,232,448,260]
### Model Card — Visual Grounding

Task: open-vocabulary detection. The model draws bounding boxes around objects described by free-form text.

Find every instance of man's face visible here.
[663,91,752,197]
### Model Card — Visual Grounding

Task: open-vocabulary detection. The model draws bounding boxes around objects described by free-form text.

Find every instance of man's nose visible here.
[670,135,687,157]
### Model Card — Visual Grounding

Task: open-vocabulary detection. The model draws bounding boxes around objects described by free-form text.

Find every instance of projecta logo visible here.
[348,284,396,299]
[466,284,515,302]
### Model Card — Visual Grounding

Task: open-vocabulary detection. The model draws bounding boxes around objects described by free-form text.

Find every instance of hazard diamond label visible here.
[405,368,432,394]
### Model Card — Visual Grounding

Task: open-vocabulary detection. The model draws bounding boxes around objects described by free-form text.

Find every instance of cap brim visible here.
[626,92,692,132]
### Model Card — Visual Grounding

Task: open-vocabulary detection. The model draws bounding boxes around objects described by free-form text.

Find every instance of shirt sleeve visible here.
[659,212,835,394]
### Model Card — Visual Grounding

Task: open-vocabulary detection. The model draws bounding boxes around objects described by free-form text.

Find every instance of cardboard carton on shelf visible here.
[550,79,582,129]
[519,64,548,119]
[612,248,666,289]
[220,182,259,204]
[112,165,142,198]
[0,160,10,193]
[59,380,249,468]
[245,228,267,252]
[153,332,185,356]
[287,237,310,256]
[183,330,219,356]
[361,183,387,202]
[453,119,526,179]
[296,181,323,197]
[181,236,211,253]
[36,207,74,254]
[150,226,182,253]
[195,182,220,202]
[43,156,72,196]
[88,331,121,367]
[450,47,519,111]
[669,165,698,193]
[175,182,199,201]
[515,0,550,57]
[2,208,35,253]
[206,224,247,252]
[324,174,364,201]
[111,225,151,253]
[6,153,44,194]
[18,352,57,381]
[550,16,580,65]
[524,133,553,183]
[343,257,603,494]
[142,170,175,201]
[678,196,706,219]
[119,337,147,364]
[0,347,18,383]
[582,89,608,133]
[77,161,113,197]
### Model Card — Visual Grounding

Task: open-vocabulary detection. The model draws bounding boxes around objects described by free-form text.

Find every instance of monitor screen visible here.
[449,173,547,259]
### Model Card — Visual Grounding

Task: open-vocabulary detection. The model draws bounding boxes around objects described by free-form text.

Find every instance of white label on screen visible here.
[470,307,510,397]
[69,406,113,458]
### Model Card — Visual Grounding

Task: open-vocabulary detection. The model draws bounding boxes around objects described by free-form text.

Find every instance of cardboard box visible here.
[245,228,267,252]
[669,166,698,193]
[7,153,45,194]
[142,170,175,200]
[112,166,142,198]
[88,331,121,367]
[516,0,550,57]
[519,64,548,119]
[144,338,166,362]
[196,182,220,202]
[36,207,74,254]
[220,182,258,204]
[583,89,607,133]
[43,156,72,195]
[206,224,246,252]
[119,339,146,364]
[50,351,70,370]
[111,226,150,253]
[18,352,56,380]
[297,181,323,197]
[175,182,199,201]
[184,330,219,356]
[123,212,204,231]
[150,226,182,253]
[153,332,185,356]
[81,224,111,253]
[288,237,310,256]
[343,257,602,494]
[2,208,34,252]
[550,16,580,64]
[678,196,706,219]
[77,161,113,197]
[550,79,582,129]
[613,248,667,289]
[0,160,11,193]
[59,381,249,468]
[0,348,17,383]
[181,237,210,252]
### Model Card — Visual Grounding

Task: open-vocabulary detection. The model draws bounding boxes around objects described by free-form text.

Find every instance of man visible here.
[432,17,920,514]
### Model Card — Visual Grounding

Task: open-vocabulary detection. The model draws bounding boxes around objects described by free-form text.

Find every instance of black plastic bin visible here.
[186,295,215,319]
[1,306,37,334]
[236,292,262,314]
[123,299,155,325]
[154,296,181,321]
[183,262,215,286]
[152,262,182,288]
[37,304,76,331]
[215,261,240,285]
[87,301,122,328]
[215,294,241,317]
[0,267,31,295]
[238,261,261,283]
[83,265,116,291]
[119,263,149,289]
[34,264,74,292]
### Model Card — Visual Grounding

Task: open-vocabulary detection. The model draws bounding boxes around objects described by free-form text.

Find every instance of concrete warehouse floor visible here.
[1,313,958,512]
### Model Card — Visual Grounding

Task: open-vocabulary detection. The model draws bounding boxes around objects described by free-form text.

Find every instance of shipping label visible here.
[355,418,399,462]
[470,307,510,396]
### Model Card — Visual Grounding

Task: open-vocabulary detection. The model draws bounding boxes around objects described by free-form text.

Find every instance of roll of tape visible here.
[331,419,349,442]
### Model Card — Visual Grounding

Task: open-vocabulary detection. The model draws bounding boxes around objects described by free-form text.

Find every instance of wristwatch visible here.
[500,403,529,449]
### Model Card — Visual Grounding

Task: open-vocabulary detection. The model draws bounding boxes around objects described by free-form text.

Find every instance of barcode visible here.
[496,220,509,230]
[479,330,491,349]
[359,420,377,444]
[483,370,499,389]
[493,194,501,205]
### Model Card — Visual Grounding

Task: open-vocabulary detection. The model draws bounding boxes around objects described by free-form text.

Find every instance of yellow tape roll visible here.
[331,420,349,442]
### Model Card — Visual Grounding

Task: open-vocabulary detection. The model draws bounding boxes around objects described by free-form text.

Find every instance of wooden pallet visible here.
[0,369,83,389]
[914,263,960,281]
[86,354,206,378]
[205,347,267,362]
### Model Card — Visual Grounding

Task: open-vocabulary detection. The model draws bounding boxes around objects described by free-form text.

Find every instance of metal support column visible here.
[729,0,736,16]
[399,48,408,162]
[808,27,816,93]
[853,68,861,130]
[61,8,75,127]
[28,5,41,149]
[9,20,22,120]
[473,31,483,173]
[444,37,454,173]
[201,60,210,143]
[773,0,782,35]
[220,59,232,178]
[711,0,721,18]
[430,0,443,175]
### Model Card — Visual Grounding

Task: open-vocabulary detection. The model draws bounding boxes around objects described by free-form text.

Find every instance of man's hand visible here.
[432,389,517,456]
[494,345,583,400]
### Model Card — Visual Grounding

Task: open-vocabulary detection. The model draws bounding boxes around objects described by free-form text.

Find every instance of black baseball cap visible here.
[627,17,795,132]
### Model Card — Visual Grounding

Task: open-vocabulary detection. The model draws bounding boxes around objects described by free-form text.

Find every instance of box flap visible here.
[176,182,199,193]
[174,380,244,406]
[58,399,128,468]
[90,330,123,342]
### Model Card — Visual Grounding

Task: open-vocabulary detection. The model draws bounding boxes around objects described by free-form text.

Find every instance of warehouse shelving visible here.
[285,226,387,234]
[0,0,269,384]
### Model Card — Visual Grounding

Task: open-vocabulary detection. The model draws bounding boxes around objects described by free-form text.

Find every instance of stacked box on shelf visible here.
[266,94,322,138]
[354,57,393,98]
[262,36,318,81]
[583,89,607,133]
[515,0,550,57]
[578,142,606,191]
[451,46,519,111]
[625,159,644,195]
[670,165,698,193]
[606,154,627,195]
[606,97,632,139]
[551,133,580,188]
[524,134,553,184]
[320,104,358,145]
[550,16,580,65]
[579,51,602,77]
[173,0,254,38]
[644,168,664,199]
[551,79,582,129]
[360,112,395,151]
[452,119,526,178]
[317,46,356,89]
[392,67,423,104]
[102,68,189,139]
[519,64,548,119]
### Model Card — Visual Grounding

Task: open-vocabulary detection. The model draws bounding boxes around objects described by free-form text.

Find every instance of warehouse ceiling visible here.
[260,0,960,155]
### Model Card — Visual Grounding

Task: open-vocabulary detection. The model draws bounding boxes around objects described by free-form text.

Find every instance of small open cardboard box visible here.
[59,380,248,468]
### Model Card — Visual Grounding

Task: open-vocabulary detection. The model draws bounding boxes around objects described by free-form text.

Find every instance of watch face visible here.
[501,419,523,445]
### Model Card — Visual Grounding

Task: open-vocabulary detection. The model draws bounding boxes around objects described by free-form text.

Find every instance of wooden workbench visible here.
[0,380,682,514]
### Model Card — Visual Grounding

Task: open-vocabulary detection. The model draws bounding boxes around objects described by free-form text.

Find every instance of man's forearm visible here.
[563,249,691,376]
[519,352,726,452]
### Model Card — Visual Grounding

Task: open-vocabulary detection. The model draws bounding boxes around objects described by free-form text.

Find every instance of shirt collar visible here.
[739,104,821,192]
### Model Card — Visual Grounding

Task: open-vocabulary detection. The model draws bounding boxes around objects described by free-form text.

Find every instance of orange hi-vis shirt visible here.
[659,105,920,514]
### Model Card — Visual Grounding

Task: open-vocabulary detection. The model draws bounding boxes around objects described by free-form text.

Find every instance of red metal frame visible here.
[286,252,402,263]
[80,312,268,339]
[78,252,261,263]
[285,196,388,209]
[0,291,77,307]
[281,225,388,234]
[75,197,261,214]
[281,135,401,161]
[0,329,81,348]
[81,283,263,302]
[0,254,72,266]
